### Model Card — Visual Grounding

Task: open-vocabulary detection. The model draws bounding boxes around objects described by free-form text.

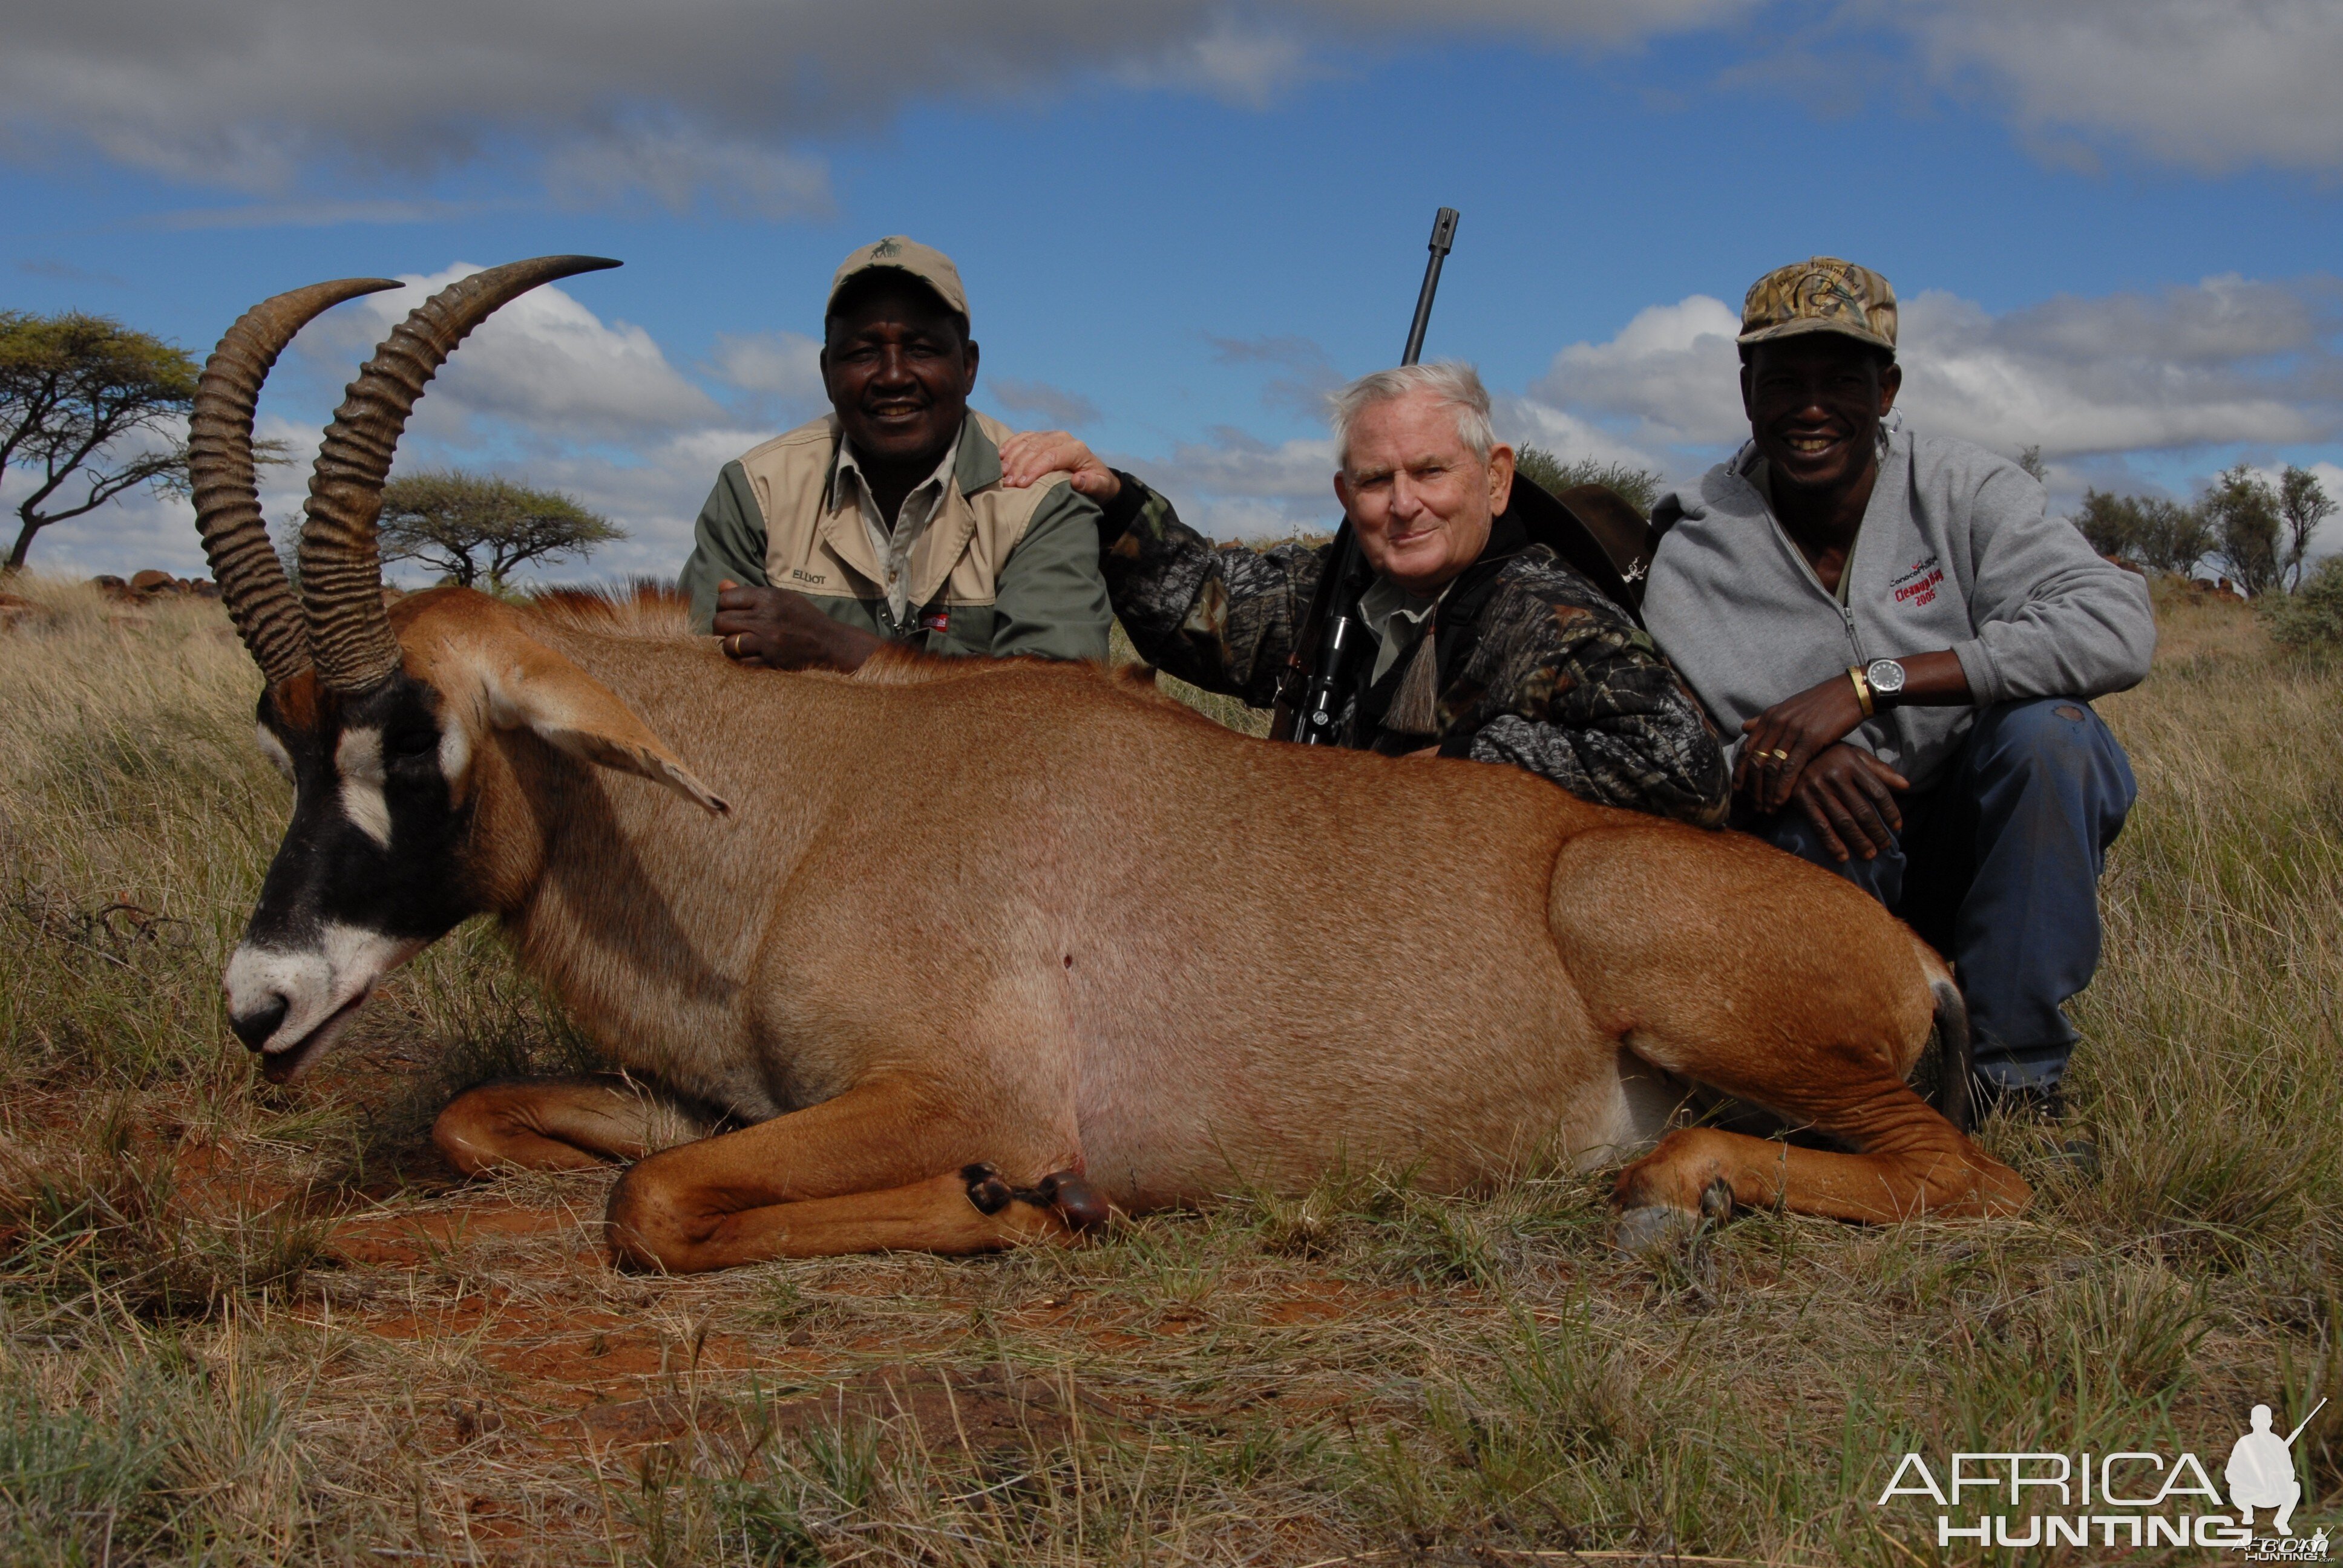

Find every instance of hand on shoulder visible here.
[998,430,1121,503]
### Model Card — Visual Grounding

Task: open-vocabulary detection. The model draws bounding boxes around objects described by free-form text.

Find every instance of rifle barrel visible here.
[1400,207,1460,367]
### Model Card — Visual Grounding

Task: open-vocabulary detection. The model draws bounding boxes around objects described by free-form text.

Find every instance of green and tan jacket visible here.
[680,411,1113,663]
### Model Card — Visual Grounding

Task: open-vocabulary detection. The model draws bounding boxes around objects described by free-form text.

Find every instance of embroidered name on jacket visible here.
[1891,555,1945,608]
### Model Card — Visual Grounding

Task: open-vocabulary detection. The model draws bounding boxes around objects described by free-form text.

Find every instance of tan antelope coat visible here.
[404,588,2027,1272]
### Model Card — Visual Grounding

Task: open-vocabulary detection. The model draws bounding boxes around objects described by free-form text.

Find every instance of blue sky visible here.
[8,1,2343,581]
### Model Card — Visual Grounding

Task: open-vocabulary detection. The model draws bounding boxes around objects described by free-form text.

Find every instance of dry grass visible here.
[0,572,2334,1566]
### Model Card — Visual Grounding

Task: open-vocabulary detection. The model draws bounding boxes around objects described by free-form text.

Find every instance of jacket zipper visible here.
[1765,497,1868,665]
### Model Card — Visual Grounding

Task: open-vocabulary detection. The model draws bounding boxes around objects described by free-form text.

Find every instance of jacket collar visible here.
[817,413,997,602]
[822,411,997,509]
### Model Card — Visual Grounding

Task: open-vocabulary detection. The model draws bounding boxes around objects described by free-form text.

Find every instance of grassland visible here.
[0,572,2334,1566]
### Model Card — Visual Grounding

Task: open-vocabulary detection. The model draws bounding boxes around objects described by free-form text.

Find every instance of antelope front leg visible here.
[603,1075,1104,1272]
[433,1076,717,1175]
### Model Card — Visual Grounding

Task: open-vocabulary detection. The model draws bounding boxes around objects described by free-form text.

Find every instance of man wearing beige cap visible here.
[1642,256,2155,1119]
[680,236,1111,668]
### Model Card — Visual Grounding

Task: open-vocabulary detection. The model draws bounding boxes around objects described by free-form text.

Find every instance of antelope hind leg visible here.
[1548,825,2029,1237]
[605,1075,1096,1272]
[1614,1086,2029,1232]
[434,1076,718,1176]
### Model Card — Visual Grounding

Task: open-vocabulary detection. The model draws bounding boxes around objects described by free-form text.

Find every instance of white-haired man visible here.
[998,364,1729,823]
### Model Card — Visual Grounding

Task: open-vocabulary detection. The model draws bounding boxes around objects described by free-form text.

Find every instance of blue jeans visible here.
[1748,699,2137,1093]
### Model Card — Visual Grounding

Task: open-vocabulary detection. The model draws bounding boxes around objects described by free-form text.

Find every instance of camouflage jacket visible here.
[1098,475,1731,826]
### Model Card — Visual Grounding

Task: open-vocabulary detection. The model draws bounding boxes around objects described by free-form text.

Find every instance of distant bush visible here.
[1514,446,1663,520]
[2261,554,2343,652]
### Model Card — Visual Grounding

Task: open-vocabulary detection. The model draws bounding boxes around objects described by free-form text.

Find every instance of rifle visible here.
[1271,207,1459,746]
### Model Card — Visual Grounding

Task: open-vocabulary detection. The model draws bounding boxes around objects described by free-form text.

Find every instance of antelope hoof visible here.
[963,1163,1016,1216]
[1034,1170,1112,1232]
[960,1165,1111,1234]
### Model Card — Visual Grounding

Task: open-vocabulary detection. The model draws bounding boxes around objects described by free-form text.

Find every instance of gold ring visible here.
[1766,748,1792,762]
[726,633,742,657]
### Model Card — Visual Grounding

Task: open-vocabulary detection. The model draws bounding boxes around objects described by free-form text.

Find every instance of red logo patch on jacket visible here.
[1889,556,1944,609]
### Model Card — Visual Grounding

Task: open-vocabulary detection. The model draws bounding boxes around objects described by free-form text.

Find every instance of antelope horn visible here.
[298,255,623,694]
[189,278,401,688]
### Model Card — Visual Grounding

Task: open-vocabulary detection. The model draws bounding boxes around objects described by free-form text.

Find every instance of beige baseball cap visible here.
[1738,256,1897,356]
[826,235,969,326]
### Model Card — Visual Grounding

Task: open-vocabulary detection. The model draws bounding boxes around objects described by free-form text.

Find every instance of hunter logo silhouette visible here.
[2227,1399,2324,1538]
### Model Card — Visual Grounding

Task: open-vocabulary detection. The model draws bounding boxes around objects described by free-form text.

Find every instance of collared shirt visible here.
[1358,574,1447,684]
[832,433,962,627]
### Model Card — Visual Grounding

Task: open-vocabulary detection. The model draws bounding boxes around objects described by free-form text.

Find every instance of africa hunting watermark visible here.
[1874,1399,2328,1558]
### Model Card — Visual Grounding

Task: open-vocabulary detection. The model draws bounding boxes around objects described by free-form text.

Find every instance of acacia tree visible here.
[2072,488,2141,560]
[1,311,200,572]
[2070,488,2212,577]
[2205,464,2283,596]
[2277,464,2336,591]
[377,469,624,590]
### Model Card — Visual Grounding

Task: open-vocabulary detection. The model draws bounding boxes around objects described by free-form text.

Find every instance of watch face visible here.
[1867,658,1907,694]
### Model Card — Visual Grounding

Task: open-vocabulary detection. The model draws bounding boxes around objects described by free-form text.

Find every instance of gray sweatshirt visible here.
[1644,428,2155,792]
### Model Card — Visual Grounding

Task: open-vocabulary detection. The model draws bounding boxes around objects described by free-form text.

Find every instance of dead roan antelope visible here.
[194,257,2028,1275]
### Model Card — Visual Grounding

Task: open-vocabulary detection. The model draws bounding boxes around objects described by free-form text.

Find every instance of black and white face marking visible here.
[224,674,483,1082]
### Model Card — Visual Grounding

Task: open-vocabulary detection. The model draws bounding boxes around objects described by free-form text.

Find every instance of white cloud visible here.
[1894,279,2332,457]
[1493,396,1666,474]
[706,329,828,430]
[296,263,723,446]
[0,0,1758,212]
[5,0,2343,217]
[1903,0,2343,175]
[1532,295,1746,449]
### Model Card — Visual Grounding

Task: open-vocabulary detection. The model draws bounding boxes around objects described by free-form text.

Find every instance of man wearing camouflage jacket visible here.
[999,364,1729,826]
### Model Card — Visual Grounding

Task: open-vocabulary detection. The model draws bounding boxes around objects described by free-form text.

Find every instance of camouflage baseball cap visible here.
[1738,256,1896,356]
[827,236,969,326]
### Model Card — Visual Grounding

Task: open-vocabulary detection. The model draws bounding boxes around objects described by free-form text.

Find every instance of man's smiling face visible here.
[1334,388,1513,598]
[821,275,978,471]
[1740,334,1902,498]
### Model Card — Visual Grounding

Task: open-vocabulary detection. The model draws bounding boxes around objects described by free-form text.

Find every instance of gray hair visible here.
[1328,361,1496,475]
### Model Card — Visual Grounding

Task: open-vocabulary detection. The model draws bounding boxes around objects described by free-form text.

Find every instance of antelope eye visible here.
[384,726,439,761]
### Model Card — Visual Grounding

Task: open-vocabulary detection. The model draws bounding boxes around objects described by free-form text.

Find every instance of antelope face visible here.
[186,256,720,1086]
[225,671,480,1082]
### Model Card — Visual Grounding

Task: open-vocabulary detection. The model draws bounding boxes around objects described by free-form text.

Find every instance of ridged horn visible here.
[189,278,401,688]
[298,255,623,694]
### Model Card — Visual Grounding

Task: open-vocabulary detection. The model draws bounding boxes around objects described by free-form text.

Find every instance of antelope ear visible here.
[474,636,730,816]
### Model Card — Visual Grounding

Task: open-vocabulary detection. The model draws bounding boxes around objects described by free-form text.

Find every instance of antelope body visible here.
[193,260,2028,1274]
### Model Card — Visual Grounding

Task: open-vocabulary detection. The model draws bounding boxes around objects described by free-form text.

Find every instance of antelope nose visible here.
[229,995,288,1051]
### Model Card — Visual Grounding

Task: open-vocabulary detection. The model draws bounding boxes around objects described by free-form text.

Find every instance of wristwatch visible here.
[1864,658,1907,712]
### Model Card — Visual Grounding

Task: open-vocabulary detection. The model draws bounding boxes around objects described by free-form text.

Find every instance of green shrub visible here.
[1514,446,1663,519]
[2261,554,2343,651]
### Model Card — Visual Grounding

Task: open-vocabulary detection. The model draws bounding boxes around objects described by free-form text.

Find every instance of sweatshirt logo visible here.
[1891,554,1944,609]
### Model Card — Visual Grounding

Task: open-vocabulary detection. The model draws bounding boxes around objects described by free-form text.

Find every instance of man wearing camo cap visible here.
[1642,256,2155,1120]
[683,236,1111,668]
